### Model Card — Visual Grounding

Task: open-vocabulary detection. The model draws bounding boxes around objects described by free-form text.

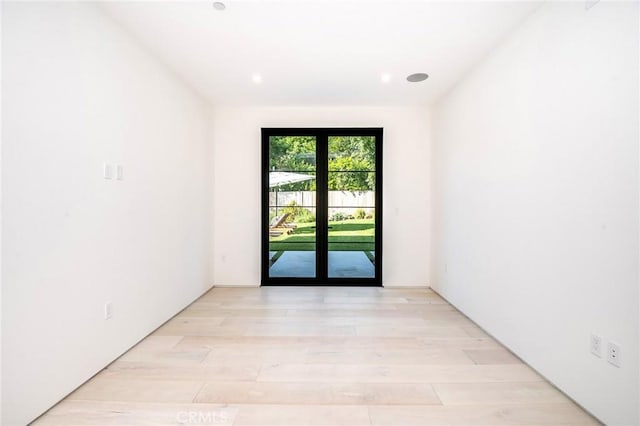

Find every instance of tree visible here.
[269,136,316,191]
[328,136,375,191]
[268,135,376,191]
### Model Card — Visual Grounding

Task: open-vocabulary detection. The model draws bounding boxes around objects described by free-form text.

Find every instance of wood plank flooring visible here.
[33,287,599,425]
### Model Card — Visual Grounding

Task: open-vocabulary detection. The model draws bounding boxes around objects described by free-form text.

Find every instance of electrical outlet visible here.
[103,163,113,180]
[607,341,621,367]
[116,164,124,181]
[104,302,113,320]
[590,334,602,357]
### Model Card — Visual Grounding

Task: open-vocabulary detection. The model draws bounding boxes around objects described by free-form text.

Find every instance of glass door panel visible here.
[327,136,376,278]
[267,136,317,278]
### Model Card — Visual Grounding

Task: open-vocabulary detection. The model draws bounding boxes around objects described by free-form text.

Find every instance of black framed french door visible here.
[261,128,382,286]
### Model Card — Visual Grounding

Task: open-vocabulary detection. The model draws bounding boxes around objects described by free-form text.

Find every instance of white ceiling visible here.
[102,1,542,106]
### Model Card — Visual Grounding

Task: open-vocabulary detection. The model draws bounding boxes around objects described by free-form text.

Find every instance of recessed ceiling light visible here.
[252,73,262,84]
[407,73,429,82]
[212,2,226,11]
[381,73,391,83]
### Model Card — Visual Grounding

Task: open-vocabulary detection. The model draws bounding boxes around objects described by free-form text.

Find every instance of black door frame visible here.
[261,127,383,286]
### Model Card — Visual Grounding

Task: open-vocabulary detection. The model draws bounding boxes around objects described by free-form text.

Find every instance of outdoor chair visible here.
[269,213,293,236]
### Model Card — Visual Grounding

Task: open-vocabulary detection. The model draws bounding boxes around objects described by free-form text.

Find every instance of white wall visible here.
[211,107,430,287]
[2,3,212,424]
[431,2,639,425]
[0,2,4,422]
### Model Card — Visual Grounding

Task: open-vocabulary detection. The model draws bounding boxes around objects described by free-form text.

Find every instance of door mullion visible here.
[316,133,329,282]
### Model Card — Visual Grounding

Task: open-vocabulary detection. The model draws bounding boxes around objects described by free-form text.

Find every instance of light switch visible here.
[103,163,113,180]
[116,165,124,181]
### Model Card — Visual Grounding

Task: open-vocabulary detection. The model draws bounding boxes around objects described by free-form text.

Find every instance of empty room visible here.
[1,1,639,425]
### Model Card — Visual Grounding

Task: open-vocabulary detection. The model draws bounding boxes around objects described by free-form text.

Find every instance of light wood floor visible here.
[34,287,599,425]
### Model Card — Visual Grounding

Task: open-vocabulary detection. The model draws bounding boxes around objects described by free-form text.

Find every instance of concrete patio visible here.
[269,251,374,278]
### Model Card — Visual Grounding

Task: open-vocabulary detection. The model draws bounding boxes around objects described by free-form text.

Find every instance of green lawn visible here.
[269,219,374,251]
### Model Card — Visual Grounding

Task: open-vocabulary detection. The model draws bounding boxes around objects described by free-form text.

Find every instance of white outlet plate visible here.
[585,0,600,10]
[103,163,113,180]
[607,341,621,367]
[590,334,602,357]
[104,302,113,320]
[116,164,124,181]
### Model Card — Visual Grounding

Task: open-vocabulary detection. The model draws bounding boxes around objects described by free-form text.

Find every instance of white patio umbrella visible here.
[269,171,315,188]
[269,172,315,217]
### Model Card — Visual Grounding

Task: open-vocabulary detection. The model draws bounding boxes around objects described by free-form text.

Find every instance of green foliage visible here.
[328,160,375,191]
[328,136,375,191]
[283,200,315,223]
[296,211,316,223]
[328,136,375,167]
[354,208,366,219]
[269,136,316,191]
[330,211,347,221]
[282,200,303,223]
[269,136,376,192]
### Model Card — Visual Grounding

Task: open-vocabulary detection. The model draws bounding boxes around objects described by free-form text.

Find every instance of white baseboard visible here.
[212,284,261,288]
